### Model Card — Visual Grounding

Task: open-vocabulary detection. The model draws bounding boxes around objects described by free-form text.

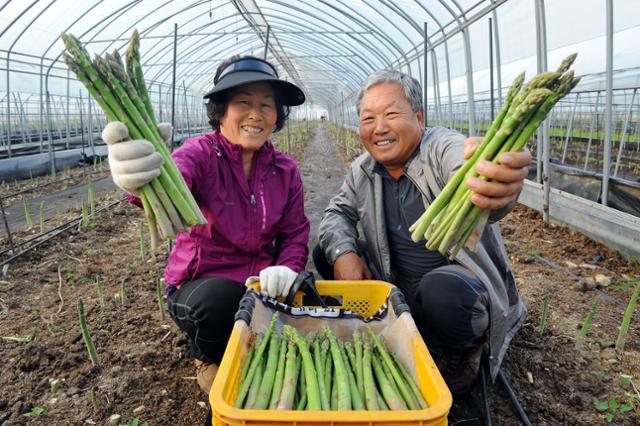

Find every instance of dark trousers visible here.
[312,244,489,351]
[167,276,245,364]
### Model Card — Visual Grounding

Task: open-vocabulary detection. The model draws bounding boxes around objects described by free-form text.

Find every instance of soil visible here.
[1,124,639,425]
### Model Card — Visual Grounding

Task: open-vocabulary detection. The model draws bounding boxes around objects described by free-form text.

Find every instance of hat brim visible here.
[203,71,305,106]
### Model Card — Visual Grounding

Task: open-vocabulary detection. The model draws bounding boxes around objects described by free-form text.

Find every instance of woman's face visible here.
[219,82,278,152]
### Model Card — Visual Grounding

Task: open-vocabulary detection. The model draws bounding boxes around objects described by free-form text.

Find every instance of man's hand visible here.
[333,252,372,280]
[462,137,531,210]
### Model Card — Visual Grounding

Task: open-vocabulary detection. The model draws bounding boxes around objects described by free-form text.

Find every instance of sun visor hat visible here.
[203,57,305,106]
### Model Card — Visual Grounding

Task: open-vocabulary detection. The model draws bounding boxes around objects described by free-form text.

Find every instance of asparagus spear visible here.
[254,334,281,409]
[284,326,322,410]
[268,337,288,409]
[325,327,351,410]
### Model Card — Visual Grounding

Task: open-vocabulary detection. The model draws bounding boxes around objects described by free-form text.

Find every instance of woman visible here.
[102,55,310,393]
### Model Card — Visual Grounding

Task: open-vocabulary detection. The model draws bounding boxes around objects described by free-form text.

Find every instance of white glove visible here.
[102,121,171,194]
[258,266,298,299]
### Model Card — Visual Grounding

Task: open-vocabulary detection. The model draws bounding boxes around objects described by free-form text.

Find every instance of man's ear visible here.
[416,106,425,127]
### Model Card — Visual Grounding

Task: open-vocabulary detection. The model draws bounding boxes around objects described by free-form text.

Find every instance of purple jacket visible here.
[133,131,310,291]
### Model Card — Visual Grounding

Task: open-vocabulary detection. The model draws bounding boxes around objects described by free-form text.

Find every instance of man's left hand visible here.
[462,137,531,210]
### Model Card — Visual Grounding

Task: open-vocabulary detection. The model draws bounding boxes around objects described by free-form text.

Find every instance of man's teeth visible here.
[375,140,393,146]
[242,126,262,134]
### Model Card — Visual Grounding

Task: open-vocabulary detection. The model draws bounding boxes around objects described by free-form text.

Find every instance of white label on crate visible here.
[288,306,343,317]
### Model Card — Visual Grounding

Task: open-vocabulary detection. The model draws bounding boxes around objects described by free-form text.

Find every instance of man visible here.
[314,70,528,398]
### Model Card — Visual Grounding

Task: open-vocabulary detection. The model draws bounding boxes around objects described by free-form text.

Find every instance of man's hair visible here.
[206,54,289,132]
[356,70,423,116]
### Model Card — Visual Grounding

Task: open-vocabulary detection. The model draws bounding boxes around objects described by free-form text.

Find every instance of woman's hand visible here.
[258,265,297,298]
[103,121,173,194]
[463,137,531,210]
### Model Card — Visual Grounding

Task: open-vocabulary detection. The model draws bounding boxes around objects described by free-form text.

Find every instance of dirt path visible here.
[298,123,348,270]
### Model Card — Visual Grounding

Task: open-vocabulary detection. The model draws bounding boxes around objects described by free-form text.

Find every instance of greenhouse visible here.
[1,0,639,425]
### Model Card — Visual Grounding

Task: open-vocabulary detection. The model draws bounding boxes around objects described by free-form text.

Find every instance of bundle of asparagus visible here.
[235,314,427,411]
[61,30,206,249]
[410,53,580,258]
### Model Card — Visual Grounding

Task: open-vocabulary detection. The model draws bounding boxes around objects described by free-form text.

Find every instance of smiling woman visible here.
[101,54,310,395]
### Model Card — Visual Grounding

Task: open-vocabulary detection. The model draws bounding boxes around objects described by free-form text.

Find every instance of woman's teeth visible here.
[241,125,262,134]
[375,140,393,146]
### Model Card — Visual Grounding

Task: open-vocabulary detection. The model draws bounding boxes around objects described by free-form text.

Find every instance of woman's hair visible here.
[206,55,290,132]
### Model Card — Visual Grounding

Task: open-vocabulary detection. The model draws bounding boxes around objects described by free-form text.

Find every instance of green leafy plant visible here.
[575,299,598,349]
[124,417,149,426]
[595,398,634,423]
[22,406,46,418]
[23,200,33,229]
[616,283,640,353]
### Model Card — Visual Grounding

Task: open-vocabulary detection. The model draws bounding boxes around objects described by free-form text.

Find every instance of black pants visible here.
[312,244,489,351]
[167,277,245,364]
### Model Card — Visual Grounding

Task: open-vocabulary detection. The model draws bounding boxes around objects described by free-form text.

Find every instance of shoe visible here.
[437,345,482,396]
[194,359,219,394]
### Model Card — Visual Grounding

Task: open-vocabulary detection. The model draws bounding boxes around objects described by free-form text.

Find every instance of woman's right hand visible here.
[333,252,372,280]
[102,121,171,194]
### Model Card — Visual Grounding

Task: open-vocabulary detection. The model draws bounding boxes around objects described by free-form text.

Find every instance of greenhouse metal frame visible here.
[1,0,639,258]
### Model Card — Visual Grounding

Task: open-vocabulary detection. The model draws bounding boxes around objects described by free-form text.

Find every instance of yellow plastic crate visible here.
[210,280,452,425]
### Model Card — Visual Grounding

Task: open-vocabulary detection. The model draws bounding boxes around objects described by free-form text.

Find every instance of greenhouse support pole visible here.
[45,90,56,177]
[264,25,270,60]
[171,23,178,151]
[39,64,44,153]
[491,1,502,106]
[423,22,428,127]
[602,0,614,206]
[462,29,476,136]
[66,70,70,150]
[614,88,636,177]
[561,93,580,164]
[78,91,85,159]
[489,17,494,123]
[5,53,11,158]
[535,0,550,221]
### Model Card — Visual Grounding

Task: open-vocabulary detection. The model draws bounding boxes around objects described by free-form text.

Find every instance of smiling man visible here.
[314,70,529,411]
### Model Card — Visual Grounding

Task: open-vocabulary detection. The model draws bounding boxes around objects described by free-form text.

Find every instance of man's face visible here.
[359,82,424,172]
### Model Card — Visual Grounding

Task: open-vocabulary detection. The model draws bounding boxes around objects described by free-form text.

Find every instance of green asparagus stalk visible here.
[371,353,406,410]
[126,29,158,128]
[325,327,351,410]
[410,72,525,242]
[340,342,365,410]
[354,332,365,397]
[362,339,379,410]
[269,337,288,409]
[313,337,330,410]
[276,341,299,410]
[235,314,278,407]
[245,358,264,409]
[284,326,322,410]
[254,334,281,409]
[390,351,427,409]
[368,329,418,410]
[78,298,100,368]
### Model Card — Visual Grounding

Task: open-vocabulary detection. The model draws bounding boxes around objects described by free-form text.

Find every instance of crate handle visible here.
[284,271,329,309]
[234,291,257,324]
[389,287,411,316]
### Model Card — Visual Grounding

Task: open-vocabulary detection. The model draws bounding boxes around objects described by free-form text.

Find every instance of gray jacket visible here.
[318,126,526,378]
